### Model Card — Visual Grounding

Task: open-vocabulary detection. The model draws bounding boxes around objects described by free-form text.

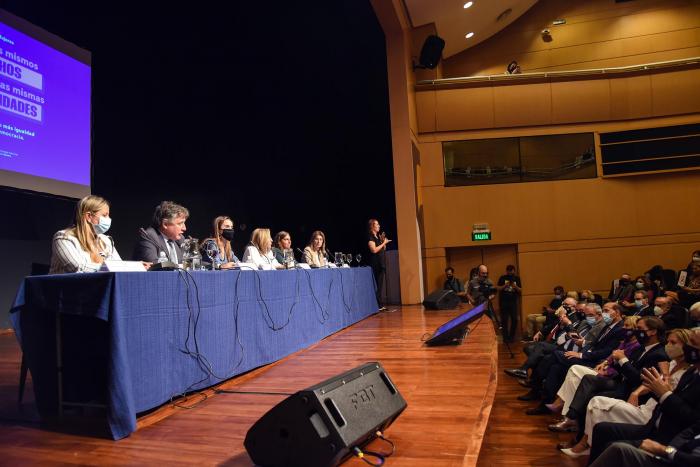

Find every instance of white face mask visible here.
[665,343,683,359]
[634,299,645,308]
[654,306,664,316]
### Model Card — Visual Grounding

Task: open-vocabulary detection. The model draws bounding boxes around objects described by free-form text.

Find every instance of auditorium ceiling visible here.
[403,0,538,57]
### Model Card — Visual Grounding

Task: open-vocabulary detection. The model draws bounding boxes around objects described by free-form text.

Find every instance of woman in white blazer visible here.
[242,228,282,270]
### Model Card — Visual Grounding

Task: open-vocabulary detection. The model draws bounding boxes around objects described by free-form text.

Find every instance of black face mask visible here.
[634,329,649,344]
[620,279,629,286]
[577,311,586,320]
[446,274,453,280]
[624,329,635,341]
[221,229,235,242]
[683,343,700,364]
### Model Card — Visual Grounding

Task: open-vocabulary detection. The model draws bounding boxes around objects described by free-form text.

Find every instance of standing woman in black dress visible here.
[367,218,392,305]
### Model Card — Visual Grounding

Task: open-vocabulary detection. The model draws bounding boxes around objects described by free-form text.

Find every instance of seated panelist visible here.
[303,230,328,268]
[272,231,293,265]
[200,215,239,269]
[50,195,122,274]
[133,201,189,263]
[242,228,282,270]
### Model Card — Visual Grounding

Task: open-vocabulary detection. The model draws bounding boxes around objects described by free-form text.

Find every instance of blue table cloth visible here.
[10,267,378,439]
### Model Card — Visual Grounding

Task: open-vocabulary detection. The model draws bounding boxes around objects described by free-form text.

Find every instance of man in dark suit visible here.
[132,201,189,263]
[526,302,627,415]
[590,420,700,466]
[588,329,700,464]
[550,317,669,432]
[654,296,687,329]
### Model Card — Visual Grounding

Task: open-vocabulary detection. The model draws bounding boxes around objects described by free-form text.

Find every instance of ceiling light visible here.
[464,2,474,8]
[466,32,475,39]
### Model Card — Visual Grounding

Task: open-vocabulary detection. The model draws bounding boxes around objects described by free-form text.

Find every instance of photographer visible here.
[497,265,522,343]
[468,265,497,321]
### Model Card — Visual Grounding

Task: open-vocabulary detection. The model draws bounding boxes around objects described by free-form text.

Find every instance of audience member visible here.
[569,329,693,458]
[524,285,565,341]
[552,317,668,450]
[444,267,467,301]
[525,302,626,415]
[587,329,700,464]
[679,260,700,309]
[689,302,700,328]
[654,296,687,329]
[609,273,635,303]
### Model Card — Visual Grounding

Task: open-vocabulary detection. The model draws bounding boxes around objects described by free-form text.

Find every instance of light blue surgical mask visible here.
[634,299,644,308]
[602,312,612,324]
[93,216,112,235]
[586,316,597,325]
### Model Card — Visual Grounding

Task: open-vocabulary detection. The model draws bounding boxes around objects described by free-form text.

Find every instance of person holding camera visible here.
[497,265,522,343]
[468,265,497,321]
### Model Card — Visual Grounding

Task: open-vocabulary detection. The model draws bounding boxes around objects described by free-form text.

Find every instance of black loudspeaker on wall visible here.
[416,34,445,69]
[244,362,407,467]
[423,289,460,310]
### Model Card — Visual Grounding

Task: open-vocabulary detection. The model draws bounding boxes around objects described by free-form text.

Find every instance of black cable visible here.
[338,268,355,313]
[302,268,331,323]
[214,389,294,396]
[254,268,300,331]
[375,431,395,457]
[352,447,385,466]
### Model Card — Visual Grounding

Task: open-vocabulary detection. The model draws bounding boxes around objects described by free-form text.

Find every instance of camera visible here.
[478,281,497,297]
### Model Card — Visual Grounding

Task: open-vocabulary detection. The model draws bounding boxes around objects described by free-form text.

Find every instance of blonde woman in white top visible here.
[561,328,692,458]
[303,230,328,268]
[50,195,122,274]
[242,228,282,270]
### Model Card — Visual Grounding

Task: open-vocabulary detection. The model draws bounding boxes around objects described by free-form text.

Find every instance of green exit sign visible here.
[472,231,492,241]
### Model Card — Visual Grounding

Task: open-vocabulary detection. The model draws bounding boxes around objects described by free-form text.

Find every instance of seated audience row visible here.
[503,280,700,465]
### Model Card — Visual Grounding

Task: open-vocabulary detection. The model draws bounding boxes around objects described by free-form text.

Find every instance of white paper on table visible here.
[101,260,147,272]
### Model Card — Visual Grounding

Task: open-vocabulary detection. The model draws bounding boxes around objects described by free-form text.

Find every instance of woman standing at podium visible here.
[50,195,122,274]
[201,215,240,269]
[367,218,391,305]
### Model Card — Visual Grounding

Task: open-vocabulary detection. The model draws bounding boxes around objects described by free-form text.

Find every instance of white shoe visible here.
[560,447,590,458]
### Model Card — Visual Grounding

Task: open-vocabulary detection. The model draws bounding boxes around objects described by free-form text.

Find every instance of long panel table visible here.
[10,267,378,440]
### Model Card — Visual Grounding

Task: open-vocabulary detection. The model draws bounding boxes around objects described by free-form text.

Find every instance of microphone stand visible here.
[485,296,514,358]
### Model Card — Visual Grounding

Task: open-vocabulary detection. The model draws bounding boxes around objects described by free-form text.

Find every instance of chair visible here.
[18,262,50,404]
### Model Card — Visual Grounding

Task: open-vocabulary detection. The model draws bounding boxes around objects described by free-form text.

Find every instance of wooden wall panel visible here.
[436,87,494,132]
[551,80,611,124]
[493,83,552,128]
[418,142,444,187]
[652,69,700,116]
[442,0,700,78]
[609,75,653,120]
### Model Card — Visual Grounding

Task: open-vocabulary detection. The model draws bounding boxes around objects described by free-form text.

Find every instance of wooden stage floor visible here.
[0,305,584,466]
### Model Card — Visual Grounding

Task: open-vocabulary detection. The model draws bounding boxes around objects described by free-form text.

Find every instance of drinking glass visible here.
[355,254,362,265]
[346,253,353,265]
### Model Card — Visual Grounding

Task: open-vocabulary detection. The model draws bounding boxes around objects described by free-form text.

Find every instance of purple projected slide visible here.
[0,16,91,187]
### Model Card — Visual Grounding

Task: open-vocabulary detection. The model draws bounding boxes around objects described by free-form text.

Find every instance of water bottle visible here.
[157,251,167,264]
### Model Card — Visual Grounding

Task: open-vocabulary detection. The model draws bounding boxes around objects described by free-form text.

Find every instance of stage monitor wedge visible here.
[0,9,91,199]
[244,362,407,467]
[424,302,487,346]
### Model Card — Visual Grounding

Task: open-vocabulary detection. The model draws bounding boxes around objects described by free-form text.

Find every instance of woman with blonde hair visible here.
[561,328,692,458]
[200,215,239,269]
[50,195,122,274]
[242,228,282,269]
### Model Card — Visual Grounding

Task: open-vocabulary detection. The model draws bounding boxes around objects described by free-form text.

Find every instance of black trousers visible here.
[522,341,556,371]
[588,422,651,465]
[372,264,385,304]
[566,374,619,437]
[499,301,518,341]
